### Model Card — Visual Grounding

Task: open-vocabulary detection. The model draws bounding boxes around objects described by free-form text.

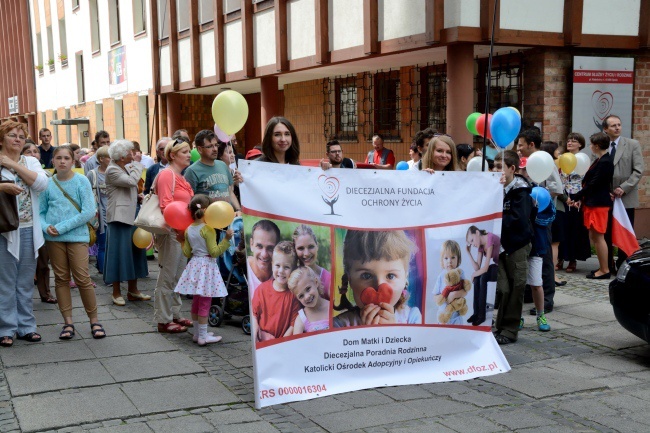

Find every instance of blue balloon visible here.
[490,107,522,148]
[531,186,551,211]
[396,161,409,171]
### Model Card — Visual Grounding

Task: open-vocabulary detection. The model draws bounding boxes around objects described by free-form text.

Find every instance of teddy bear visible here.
[436,268,471,324]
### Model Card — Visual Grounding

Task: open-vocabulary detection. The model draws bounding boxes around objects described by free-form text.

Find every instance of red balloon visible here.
[163,201,194,231]
[475,113,493,139]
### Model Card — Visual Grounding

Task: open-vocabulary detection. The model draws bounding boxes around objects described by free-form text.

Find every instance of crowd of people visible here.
[0,113,644,347]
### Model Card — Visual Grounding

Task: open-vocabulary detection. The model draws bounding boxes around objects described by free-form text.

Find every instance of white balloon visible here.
[466,156,489,172]
[526,151,554,183]
[574,152,590,176]
[505,141,515,150]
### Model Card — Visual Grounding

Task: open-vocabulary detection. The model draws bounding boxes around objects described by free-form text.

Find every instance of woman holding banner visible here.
[259,117,300,165]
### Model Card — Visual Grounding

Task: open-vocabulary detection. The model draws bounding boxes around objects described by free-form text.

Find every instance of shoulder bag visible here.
[0,167,20,233]
[134,168,175,234]
[52,176,97,246]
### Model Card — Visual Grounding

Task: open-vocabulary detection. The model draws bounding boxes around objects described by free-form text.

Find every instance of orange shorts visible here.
[583,206,609,234]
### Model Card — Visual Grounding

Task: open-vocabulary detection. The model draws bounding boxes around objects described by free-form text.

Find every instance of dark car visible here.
[609,245,650,343]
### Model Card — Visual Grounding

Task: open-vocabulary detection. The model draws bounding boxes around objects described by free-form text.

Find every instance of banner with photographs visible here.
[239,161,510,408]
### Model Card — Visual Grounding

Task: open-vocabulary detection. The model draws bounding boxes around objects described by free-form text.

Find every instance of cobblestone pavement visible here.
[0,256,648,433]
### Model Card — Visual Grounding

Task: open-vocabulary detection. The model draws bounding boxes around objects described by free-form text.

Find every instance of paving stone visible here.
[215,420,280,433]
[288,397,349,417]
[13,386,138,432]
[558,303,617,322]
[311,403,422,433]
[437,413,504,433]
[87,423,153,433]
[333,389,394,408]
[376,385,433,401]
[388,422,456,433]
[101,352,203,382]
[86,333,178,359]
[146,415,214,433]
[447,389,511,408]
[5,360,114,396]
[120,376,240,414]
[0,340,95,367]
[482,367,604,399]
[34,309,67,326]
[562,321,648,349]
[93,318,154,336]
[485,407,554,429]
[407,396,477,416]
[204,408,263,425]
[544,360,608,379]
[581,354,648,373]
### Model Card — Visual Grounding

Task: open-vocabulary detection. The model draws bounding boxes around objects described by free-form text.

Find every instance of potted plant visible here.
[58,53,68,67]
[35,64,44,75]
[48,58,55,71]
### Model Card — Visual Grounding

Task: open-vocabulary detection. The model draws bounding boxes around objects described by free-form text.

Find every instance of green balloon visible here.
[466,112,481,135]
[190,148,200,163]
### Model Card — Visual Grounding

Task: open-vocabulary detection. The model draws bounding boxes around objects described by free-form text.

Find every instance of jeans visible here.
[96,231,106,273]
[496,244,531,340]
[0,228,38,337]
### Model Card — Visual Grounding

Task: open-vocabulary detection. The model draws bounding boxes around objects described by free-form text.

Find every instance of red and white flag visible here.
[612,197,640,257]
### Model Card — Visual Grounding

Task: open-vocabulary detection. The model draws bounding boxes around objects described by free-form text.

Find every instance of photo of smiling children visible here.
[432,240,472,325]
[333,230,423,327]
[289,266,330,333]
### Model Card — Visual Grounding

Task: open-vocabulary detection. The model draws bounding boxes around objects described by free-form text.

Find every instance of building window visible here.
[115,99,125,139]
[177,0,189,32]
[335,77,358,141]
[133,0,146,34]
[373,71,401,140]
[36,32,44,70]
[76,53,85,103]
[199,0,214,24]
[224,0,240,14]
[58,18,68,64]
[109,0,121,45]
[420,64,447,133]
[89,0,101,53]
[476,53,523,114]
[95,103,104,132]
[46,25,55,68]
[157,0,170,39]
[65,108,71,143]
[72,0,79,10]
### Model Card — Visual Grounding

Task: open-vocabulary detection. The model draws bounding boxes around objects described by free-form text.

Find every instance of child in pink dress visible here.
[174,195,232,346]
[289,267,330,333]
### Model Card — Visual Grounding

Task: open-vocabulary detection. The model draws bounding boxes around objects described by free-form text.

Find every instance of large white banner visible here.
[572,56,634,138]
[239,162,510,408]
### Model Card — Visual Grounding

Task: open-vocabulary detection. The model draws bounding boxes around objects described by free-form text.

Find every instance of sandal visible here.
[157,322,187,333]
[494,334,515,345]
[173,317,193,327]
[40,296,57,304]
[0,336,13,347]
[17,332,42,343]
[565,261,577,273]
[59,324,75,340]
[555,259,564,271]
[91,323,106,339]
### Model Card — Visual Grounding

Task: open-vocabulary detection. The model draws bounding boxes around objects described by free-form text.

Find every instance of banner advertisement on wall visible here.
[572,56,635,138]
[239,161,510,408]
[108,45,128,95]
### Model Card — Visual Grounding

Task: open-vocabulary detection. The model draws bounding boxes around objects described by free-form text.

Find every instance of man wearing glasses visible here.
[364,134,395,169]
[184,130,241,213]
[324,140,355,169]
[144,137,171,195]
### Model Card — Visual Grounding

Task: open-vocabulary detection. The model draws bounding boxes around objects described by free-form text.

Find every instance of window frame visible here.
[419,64,447,134]
[334,77,359,142]
[132,0,147,36]
[373,70,401,141]
[89,0,101,54]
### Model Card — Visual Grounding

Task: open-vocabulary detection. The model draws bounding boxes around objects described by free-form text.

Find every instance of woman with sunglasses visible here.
[153,138,195,333]
[0,121,49,347]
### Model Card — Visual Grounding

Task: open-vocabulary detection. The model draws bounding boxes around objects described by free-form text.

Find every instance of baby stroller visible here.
[208,217,251,334]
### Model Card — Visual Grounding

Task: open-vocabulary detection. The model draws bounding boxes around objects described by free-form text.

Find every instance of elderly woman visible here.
[0,121,49,346]
[87,146,110,275]
[104,140,151,306]
[154,138,194,333]
[259,117,300,165]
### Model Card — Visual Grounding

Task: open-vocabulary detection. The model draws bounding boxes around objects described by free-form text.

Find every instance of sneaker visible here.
[537,314,550,332]
[518,317,524,330]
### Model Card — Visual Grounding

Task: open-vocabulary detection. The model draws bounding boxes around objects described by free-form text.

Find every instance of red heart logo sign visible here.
[318,175,340,199]
[360,283,394,306]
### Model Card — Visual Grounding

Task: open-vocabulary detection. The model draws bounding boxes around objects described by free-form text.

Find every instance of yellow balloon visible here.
[559,152,577,174]
[554,158,561,168]
[507,106,521,117]
[212,90,249,135]
[132,228,153,249]
[205,201,235,229]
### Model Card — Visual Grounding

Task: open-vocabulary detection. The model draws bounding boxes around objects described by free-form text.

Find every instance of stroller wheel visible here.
[208,305,224,327]
[242,315,251,335]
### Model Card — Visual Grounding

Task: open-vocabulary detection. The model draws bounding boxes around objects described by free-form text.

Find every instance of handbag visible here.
[52,176,97,246]
[0,168,20,233]
[134,168,175,235]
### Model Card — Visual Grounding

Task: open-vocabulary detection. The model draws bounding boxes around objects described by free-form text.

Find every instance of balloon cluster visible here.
[161,200,236,234]
[466,107,521,149]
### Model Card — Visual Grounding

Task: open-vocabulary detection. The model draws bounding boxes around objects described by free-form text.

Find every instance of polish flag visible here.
[612,198,640,257]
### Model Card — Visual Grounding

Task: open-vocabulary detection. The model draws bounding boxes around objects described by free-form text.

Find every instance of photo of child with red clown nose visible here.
[333,229,424,327]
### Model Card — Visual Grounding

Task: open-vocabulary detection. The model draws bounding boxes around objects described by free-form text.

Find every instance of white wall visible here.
[444,0,480,28]
[500,0,564,32]
[378,0,426,41]
[32,0,154,112]
[160,45,171,86]
[224,20,243,73]
[329,0,364,50]
[287,0,315,60]
[254,8,276,67]
[178,38,192,82]
[582,0,640,36]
